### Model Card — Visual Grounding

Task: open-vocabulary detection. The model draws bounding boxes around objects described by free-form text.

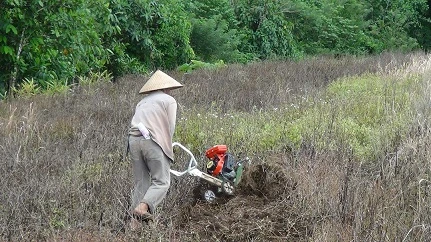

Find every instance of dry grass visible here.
[177,52,415,112]
[1,51,430,241]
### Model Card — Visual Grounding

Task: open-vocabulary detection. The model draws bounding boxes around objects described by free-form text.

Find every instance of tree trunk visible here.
[8,29,26,98]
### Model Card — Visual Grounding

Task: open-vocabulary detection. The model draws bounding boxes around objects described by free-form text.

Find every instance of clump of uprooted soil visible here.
[171,159,309,242]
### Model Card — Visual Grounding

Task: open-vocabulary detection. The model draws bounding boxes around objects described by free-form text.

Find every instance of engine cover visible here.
[205,145,237,180]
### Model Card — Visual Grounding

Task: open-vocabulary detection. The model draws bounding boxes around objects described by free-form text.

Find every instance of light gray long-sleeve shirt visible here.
[129,90,177,161]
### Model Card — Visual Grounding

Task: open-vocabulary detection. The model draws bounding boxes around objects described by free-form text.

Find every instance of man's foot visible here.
[133,202,149,215]
[132,202,153,222]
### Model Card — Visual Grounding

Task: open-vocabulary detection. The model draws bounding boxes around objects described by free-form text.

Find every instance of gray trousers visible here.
[128,136,171,214]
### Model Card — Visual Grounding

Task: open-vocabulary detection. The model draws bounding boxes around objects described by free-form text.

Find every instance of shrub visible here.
[294,74,421,161]
[13,78,41,97]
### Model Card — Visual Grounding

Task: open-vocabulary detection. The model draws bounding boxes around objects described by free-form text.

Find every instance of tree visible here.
[233,0,301,59]
[403,0,431,50]
[109,0,194,70]
[185,0,247,63]
[0,0,111,96]
[289,0,370,55]
[364,0,428,53]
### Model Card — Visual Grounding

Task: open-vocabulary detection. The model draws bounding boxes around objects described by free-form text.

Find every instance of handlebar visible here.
[170,142,200,177]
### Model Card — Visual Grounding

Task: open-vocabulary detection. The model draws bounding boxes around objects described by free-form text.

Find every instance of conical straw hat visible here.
[139,70,183,94]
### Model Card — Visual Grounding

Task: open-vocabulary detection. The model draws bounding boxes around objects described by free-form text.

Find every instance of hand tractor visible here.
[170,142,249,203]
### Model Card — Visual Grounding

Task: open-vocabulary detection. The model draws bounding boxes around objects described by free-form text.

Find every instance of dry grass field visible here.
[1,52,430,241]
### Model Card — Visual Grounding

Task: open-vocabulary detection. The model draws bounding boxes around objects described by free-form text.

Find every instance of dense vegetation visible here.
[2,0,431,240]
[1,52,431,241]
[1,0,430,97]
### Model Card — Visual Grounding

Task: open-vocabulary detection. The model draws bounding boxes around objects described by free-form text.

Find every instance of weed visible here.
[13,78,40,97]
[44,79,71,96]
[1,52,431,241]
[78,70,112,86]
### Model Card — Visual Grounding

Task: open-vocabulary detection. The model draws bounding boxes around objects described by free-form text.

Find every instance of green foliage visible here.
[190,18,245,63]
[105,40,147,78]
[291,0,371,55]
[1,0,430,97]
[234,0,301,59]
[0,91,6,100]
[266,0,428,55]
[414,1,431,50]
[185,0,238,28]
[151,4,194,69]
[109,0,194,69]
[12,78,41,98]
[44,79,70,96]
[0,0,112,96]
[177,60,226,73]
[78,70,112,86]
[364,0,428,53]
[185,0,250,63]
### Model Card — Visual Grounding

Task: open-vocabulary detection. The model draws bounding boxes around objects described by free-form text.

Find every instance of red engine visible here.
[205,145,227,176]
[205,145,234,178]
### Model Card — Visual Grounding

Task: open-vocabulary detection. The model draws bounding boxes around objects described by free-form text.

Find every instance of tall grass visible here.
[1,52,430,241]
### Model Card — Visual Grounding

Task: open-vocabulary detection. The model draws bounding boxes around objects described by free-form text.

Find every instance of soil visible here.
[170,162,311,241]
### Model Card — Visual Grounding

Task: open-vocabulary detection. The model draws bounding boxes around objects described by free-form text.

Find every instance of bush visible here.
[190,17,244,63]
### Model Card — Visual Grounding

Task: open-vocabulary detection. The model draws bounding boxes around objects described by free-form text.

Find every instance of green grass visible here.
[176,73,422,163]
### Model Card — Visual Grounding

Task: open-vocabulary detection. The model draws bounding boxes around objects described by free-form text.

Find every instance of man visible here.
[128,70,183,229]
